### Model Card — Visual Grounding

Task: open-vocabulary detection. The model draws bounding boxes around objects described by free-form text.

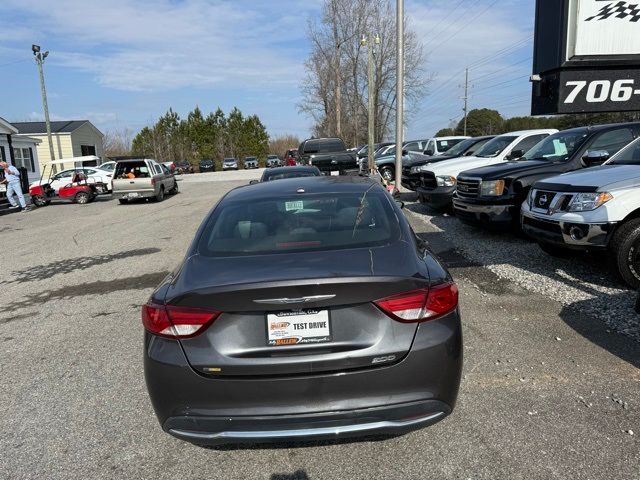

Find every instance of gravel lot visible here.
[0,173,638,480]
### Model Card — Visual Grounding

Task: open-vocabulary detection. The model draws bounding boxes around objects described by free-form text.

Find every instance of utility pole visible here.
[395,0,404,192]
[32,44,56,173]
[362,33,380,172]
[462,67,470,136]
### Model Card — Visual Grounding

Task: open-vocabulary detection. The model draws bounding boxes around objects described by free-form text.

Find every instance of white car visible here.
[522,137,640,288]
[422,136,471,156]
[30,167,113,193]
[416,129,558,209]
[98,161,116,172]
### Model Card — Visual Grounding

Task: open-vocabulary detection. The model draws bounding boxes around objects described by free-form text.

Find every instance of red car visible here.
[284,149,298,166]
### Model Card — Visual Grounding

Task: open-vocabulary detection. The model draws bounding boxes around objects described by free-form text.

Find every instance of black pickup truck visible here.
[453,123,640,229]
[298,137,359,175]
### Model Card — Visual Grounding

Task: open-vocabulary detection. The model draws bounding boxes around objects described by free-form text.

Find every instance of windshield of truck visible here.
[475,136,517,158]
[521,130,589,162]
[441,138,477,157]
[608,138,640,165]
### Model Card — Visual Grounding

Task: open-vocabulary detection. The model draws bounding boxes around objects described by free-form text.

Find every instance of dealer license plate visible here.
[127,192,140,198]
[266,310,331,346]
[330,170,340,176]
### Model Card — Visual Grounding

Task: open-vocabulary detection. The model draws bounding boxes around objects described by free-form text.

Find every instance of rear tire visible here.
[118,199,128,205]
[611,218,640,289]
[75,191,91,204]
[155,186,165,202]
[170,181,179,195]
[538,242,575,258]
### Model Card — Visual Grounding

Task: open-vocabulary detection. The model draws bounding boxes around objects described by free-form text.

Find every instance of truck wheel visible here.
[538,242,574,258]
[118,199,128,205]
[75,191,91,204]
[155,186,165,202]
[380,167,394,182]
[170,181,179,194]
[611,218,640,289]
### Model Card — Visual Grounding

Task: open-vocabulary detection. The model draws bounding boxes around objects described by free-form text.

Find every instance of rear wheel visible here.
[380,166,394,182]
[611,219,640,289]
[74,191,91,204]
[538,242,575,258]
[118,199,128,205]
[155,186,165,202]
[170,181,179,195]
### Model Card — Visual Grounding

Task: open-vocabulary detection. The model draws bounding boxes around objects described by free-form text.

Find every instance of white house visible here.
[0,116,42,183]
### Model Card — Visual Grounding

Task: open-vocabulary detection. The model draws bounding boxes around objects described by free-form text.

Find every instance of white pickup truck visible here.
[521,137,640,288]
[112,158,178,204]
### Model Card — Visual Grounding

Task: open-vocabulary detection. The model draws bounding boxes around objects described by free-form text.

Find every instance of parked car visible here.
[400,136,495,190]
[416,129,557,210]
[199,159,215,173]
[373,142,396,157]
[453,123,640,229]
[222,158,238,171]
[521,137,640,288]
[284,149,298,166]
[29,161,108,207]
[244,157,258,169]
[298,137,359,175]
[98,161,116,172]
[162,162,176,174]
[142,176,461,447]
[251,165,321,183]
[175,161,193,174]
[266,155,282,168]
[366,150,428,182]
[422,136,471,156]
[112,159,178,204]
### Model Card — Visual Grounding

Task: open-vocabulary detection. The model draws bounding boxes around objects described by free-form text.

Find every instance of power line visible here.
[472,74,529,93]
[472,57,533,82]
[424,0,468,42]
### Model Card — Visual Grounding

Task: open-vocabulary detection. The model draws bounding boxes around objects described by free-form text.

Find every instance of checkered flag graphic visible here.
[586,1,640,22]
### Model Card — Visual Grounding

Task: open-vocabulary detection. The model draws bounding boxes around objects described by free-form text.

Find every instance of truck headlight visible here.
[527,189,535,209]
[568,192,613,212]
[480,180,505,196]
[411,164,430,174]
[436,176,456,187]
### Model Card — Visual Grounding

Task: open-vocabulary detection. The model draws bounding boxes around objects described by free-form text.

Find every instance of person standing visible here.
[0,162,28,212]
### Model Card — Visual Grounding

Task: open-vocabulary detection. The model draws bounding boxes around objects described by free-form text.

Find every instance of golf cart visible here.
[29,159,108,207]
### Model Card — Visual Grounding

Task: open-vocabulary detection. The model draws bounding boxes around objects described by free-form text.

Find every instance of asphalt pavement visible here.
[0,172,637,480]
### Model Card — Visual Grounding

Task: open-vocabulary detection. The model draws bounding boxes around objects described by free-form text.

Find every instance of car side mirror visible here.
[582,150,609,166]
[249,180,259,185]
[507,149,524,160]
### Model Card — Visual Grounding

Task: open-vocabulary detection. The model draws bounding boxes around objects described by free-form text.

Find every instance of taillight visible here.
[374,283,458,323]
[142,303,220,338]
[151,178,156,186]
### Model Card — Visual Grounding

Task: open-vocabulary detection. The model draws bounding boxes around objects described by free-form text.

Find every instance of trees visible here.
[434,128,455,137]
[131,107,270,165]
[300,0,427,146]
[103,127,133,156]
[270,135,301,156]
[455,109,503,136]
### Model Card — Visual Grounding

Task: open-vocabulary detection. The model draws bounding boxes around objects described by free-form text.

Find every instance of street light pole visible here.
[395,0,404,192]
[32,44,56,172]
[362,33,380,173]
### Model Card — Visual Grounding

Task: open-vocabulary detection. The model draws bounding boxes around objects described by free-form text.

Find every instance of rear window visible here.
[115,161,150,178]
[263,170,320,181]
[303,139,345,154]
[198,191,400,256]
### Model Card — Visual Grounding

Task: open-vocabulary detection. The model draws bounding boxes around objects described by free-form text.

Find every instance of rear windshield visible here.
[198,190,400,256]
[115,161,150,178]
[303,139,345,154]
[609,138,640,165]
[263,170,320,181]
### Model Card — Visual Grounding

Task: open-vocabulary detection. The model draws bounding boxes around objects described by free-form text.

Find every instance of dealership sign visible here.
[532,0,640,115]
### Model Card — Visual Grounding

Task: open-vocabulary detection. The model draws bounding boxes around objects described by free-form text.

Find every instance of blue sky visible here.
[0,0,534,142]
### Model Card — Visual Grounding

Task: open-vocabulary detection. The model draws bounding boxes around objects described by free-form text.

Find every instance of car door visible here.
[150,162,165,191]
[582,127,635,162]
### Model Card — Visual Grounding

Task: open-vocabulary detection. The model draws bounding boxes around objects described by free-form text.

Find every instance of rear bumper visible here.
[520,211,615,249]
[144,313,462,446]
[452,198,515,227]
[113,190,155,200]
[416,186,455,209]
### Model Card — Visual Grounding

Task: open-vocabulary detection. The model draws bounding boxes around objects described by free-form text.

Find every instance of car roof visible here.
[498,129,558,136]
[554,122,640,134]
[433,136,469,140]
[228,175,383,200]
[264,166,319,175]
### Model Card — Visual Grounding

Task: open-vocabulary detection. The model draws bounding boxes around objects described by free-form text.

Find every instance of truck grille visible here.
[420,172,437,190]
[456,178,480,198]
